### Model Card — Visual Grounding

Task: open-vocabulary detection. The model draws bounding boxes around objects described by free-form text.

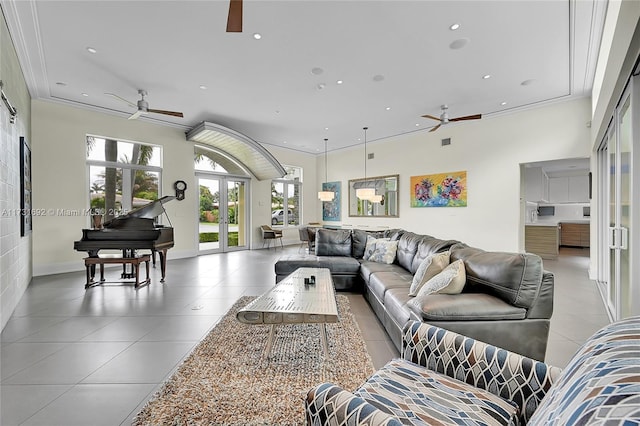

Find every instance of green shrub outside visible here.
[199,232,239,245]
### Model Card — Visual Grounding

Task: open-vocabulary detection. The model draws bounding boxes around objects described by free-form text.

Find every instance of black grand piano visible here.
[74,196,175,282]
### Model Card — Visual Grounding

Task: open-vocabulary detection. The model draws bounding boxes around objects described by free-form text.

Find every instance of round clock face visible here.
[175,180,187,191]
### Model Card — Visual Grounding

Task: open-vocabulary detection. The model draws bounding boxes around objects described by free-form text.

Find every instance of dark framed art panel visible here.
[20,136,32,236]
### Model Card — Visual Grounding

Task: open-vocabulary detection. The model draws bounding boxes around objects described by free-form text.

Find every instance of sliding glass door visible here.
[598,76,640,320]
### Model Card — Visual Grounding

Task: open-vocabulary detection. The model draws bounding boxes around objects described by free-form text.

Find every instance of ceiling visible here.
[2,0,607,154]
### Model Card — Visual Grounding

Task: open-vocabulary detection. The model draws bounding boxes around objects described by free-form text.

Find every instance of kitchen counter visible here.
[525,225,559,259]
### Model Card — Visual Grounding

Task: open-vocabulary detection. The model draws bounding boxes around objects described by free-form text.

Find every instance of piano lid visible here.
[103,195,175,228]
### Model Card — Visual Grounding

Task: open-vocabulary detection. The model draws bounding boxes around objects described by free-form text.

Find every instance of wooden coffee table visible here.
[236,267,338,357]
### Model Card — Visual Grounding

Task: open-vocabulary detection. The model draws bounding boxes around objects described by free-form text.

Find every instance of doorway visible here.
[197,174,250,254]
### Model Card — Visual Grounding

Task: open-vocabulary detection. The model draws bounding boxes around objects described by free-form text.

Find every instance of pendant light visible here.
[318,138,335,201]
[356,127,375,200]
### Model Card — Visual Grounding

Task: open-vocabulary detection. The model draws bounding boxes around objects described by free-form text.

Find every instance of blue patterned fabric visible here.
[402,321,561,424]
[306,383,403,426]
[528,316,640,425]
[353,359,519,425]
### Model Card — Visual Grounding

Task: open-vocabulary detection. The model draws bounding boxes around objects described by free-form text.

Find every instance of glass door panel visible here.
[198,177,221,253]
[618,95,632,318]
[225,179,248,250]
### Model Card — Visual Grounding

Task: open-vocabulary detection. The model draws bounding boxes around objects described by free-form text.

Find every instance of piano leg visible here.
[159,249,167,282]
[88,250,99,281]
[151,250,157,268]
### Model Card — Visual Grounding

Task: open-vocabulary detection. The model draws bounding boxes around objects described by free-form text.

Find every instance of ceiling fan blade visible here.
[128,110,144,120]
[421,114,441,121]
[226,0,243,32]
[429,124,441,133]
[450,114,482,122]
[105,92,136,108]
[147,108,184,118]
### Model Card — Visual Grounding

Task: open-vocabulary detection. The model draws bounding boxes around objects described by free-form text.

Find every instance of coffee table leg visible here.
[320,323,329,358]
[264,324,276,358]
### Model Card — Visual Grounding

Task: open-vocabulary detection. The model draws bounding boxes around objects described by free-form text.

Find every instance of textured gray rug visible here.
[132,295,375,425]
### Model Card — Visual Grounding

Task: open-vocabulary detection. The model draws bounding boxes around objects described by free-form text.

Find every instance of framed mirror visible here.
[348,174,399,217]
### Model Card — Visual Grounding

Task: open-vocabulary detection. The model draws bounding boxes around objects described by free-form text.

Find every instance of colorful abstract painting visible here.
[322,181,341,221]
[410,171,467,207]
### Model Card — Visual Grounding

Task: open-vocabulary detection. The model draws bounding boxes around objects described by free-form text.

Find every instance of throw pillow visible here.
[367,239,399,264]
[363,235,390,260]
[415,259,466,297]
[409,251,450,296]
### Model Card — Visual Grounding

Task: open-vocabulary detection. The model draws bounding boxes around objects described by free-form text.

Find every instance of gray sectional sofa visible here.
[274,227,554,361]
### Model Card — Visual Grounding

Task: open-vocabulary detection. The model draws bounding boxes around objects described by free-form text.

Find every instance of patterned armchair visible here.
[306,318,640,425]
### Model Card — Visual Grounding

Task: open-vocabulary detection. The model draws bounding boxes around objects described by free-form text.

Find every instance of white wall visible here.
[320,98,592,252]
[0,9,32,329]
[30,100,320,275]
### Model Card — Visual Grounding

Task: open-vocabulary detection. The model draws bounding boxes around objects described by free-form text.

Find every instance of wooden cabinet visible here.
[560,222,590,247]
[525,225,559,259]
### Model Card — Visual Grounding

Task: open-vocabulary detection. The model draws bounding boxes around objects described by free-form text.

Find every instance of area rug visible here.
[132,294,376,425]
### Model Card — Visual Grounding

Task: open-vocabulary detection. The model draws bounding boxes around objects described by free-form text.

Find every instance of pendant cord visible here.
[363,127,368,180]
[324,138,328,183]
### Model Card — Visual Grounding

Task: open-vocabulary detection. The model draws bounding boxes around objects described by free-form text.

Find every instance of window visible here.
[271,165,302,227]
[86,136,162,222]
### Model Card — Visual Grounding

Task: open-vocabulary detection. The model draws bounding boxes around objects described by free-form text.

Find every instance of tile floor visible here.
[1,245,609,425]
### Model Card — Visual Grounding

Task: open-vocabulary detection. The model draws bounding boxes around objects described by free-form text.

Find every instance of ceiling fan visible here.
[106,89,184,120]
[227,0,243,32]
[422,105,481,132]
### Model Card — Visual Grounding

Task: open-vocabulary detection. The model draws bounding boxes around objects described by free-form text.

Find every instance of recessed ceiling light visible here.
[501,101,508,106]
[325,127,329,131]
[317,83,326,90]
[450,23,461,30]
[311,67,324,75]
[253,33,262,40]
[336,80,343,85]
[199,85,207,90]
[415,123,420,127]
[482,74,491,79]
[81,93,89,97]
[373,74,385,82]
[449,38,469,50]
[86,47,97,54]
[385,106,391,111]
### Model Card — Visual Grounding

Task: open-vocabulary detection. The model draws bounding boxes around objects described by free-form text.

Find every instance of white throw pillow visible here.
[367,239,399,264]
[363,235,390,260]
[415,259,466,297]
[409,251,450,296]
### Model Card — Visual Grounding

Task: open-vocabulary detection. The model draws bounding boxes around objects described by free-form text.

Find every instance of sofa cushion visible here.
[363,235,390,260]
[360,261,407,283]
[416,259,466,296]
[314,228,352,256]
[383,288,413,328]
[408,293,527,321]
[353,358,520,426]
[409,251,450,296]
[368,271,412,302]
[366,239,399,264]
[528,317,640,425]
[451,243,544,309]
[396,232,428,272]
[275,255,361,276]
[352,229,387,259]
[410,236,460,273]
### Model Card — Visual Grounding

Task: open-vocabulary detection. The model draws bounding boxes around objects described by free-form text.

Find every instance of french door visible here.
[197,174,249,254]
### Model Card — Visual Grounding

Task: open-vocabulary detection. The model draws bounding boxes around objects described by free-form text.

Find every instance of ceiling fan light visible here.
[356,188,375,200]
[318,191,335,201]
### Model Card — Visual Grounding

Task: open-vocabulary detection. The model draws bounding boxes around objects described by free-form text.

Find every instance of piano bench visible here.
[84,254,151,289]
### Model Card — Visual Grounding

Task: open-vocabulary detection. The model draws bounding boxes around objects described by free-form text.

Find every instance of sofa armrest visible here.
[306,383,402,426]
[402,321,562,424]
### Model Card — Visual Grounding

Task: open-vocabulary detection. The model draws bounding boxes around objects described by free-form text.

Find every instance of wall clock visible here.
[174,180,187,200]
